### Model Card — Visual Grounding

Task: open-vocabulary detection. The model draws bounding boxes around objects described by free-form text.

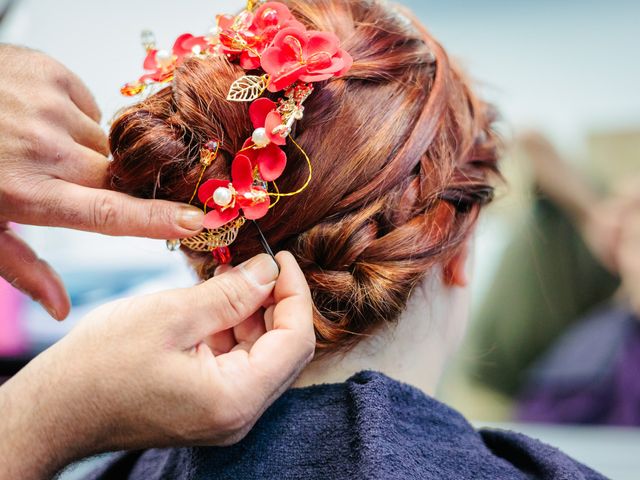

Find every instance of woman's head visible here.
[109,0,499,353]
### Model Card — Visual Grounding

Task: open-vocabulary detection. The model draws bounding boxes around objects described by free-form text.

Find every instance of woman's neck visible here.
[293,271,470,396]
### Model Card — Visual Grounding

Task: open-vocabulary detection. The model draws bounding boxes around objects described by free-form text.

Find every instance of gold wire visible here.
[268,135,312,198]
[188,164,209,205]
[237,142,256,154]
[268,181,281,209]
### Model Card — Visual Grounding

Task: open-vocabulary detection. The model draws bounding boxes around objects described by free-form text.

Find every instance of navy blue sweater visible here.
[87,371,605,479]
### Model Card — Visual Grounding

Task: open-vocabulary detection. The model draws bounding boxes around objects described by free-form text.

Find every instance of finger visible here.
[267,251,314,338]
[206,329,236,356]
[232,252,314,399]
[264,304,275,331]
[176,254,279,344]
[233,308,266,345]
[20,180,205,238]
[50,143,110,189]
[67,105,109,155]
[0,225,70,320]
[64,70,102,122]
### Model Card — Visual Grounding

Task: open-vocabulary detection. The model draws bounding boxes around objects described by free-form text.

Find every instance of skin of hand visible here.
[0,45,205,320]
[0,252,315,480]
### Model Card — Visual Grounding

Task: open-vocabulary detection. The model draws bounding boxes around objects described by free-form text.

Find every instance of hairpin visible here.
[121,0,353,263]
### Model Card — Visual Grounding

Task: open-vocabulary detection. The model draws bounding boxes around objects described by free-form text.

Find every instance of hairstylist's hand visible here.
[0,45,204,320]
[0,252,314,480]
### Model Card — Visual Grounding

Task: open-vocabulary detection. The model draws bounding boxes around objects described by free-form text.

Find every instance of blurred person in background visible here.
[514,136,640,425]
[469,131,640,425]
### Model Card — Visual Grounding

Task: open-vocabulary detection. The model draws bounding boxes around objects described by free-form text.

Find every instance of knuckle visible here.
[146,201,173,230]
[45,61,71,89]
[36,97,67,121]
[214,275,253,323]
[90,194,118,231]
[18,123,63,161]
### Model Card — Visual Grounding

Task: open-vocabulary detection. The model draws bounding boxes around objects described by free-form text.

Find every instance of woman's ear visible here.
[443,240,470,287]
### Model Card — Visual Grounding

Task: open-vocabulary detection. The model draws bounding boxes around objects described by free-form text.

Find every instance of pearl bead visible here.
[166,239,181,251]
[252,127,270,148]
[156,49,173,68]
[213,187,233,207]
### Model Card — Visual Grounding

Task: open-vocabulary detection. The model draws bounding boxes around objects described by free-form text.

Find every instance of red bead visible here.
[212,246,232,264]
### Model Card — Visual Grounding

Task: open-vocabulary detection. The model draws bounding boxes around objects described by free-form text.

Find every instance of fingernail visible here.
[177,207,204,231]
[38,300,59,321]
[239,253,279,286]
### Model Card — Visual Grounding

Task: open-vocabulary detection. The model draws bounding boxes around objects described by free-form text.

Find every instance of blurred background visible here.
[0,0,639,478]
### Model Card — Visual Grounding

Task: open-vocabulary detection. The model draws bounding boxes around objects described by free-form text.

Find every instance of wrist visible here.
[0,343,106,479]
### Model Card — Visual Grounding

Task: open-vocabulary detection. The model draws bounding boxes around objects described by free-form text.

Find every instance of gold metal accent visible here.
[246,0,263,13]
[227,74,270,102]
[181,217,247,252]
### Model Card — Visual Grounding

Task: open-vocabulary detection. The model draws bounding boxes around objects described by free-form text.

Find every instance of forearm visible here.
[0,345,102,479]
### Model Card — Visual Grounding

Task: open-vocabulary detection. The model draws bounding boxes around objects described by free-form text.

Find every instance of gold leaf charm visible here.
[226,75,269,102]
[181,217,247,252]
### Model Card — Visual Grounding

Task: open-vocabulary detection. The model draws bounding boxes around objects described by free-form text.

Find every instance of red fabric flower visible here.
[218,2,303,70]
[252,2,305,34]
[261,27,353,92]
[198,155,270,229]
[173,33,210,57]
[138,34,210,84]
[249,97,287,147]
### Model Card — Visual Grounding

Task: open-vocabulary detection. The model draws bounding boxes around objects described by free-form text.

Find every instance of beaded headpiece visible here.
[121,0,352,263]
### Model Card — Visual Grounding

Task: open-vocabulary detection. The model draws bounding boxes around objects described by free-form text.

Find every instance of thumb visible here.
[0,225,71,320]
[174,254,280,346]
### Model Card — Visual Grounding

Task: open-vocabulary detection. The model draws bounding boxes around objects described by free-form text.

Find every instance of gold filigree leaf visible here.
[181,217,246,251]
[180,232,213,252]
[226,75,269,102]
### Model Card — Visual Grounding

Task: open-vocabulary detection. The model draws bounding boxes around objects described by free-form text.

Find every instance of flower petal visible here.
[203,207,240,229]
[249,98,277,128]
[240,50,262,70]
[241,138,259,166]
[252,2,294,29]
[181,35,209,55]
[257,144,287,181]
[143,50,158,70]
[335,49,354,76]
[173,33,195,58]
[231,154,254,192]
[273,27,309,57]
[306,51,334,71]
[260,46,290,76]
[265,110,287,145]
[241,194,271,220]
[306,31,339,57]
[267,63,306,92]
[198,179,229,208]
[298,72,335,83]
[216,14,235,30]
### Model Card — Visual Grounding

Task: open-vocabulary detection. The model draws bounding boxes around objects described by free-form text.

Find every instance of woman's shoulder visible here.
[85,371,606,480]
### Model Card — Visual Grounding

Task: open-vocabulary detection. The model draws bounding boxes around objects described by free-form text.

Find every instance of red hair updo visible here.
[108,0,500,352]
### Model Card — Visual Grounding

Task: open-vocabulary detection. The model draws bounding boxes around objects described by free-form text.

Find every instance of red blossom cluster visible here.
[121,1,352,232]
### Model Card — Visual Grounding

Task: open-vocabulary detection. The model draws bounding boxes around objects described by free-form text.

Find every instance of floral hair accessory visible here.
[121,0,352,263]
